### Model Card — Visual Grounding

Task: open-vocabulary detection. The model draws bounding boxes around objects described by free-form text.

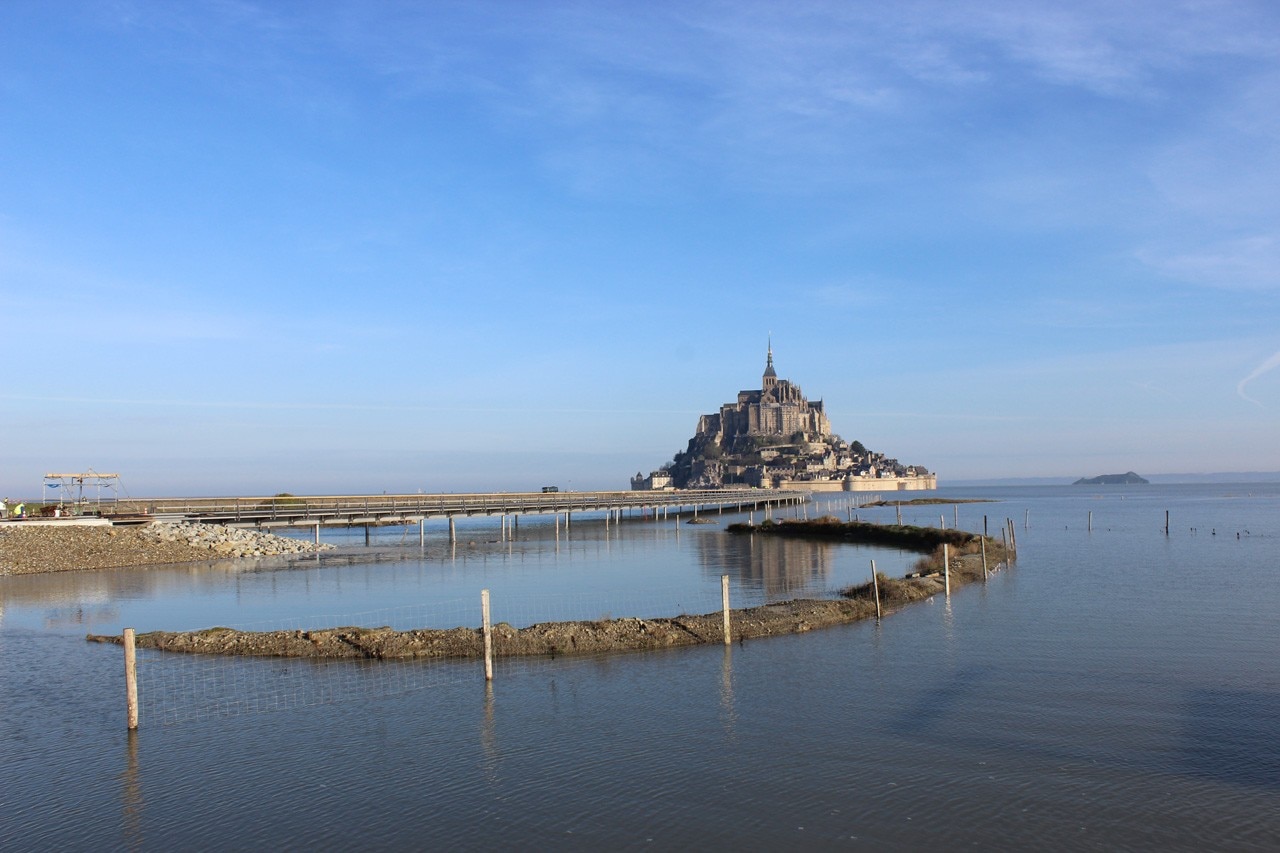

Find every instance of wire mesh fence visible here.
[128,581,748,726]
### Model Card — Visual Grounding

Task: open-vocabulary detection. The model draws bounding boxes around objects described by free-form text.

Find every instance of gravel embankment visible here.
[0,521,332,575]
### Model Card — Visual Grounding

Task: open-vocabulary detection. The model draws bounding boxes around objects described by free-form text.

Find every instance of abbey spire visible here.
[762,338,777,391]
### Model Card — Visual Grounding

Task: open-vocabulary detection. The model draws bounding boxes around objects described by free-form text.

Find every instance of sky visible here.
[2,0,1279,497]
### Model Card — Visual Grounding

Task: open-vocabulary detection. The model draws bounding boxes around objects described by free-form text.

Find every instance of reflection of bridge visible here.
[111,489,807,543]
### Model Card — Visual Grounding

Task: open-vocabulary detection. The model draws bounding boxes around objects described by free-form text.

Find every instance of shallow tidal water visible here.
[2,484,1279,850]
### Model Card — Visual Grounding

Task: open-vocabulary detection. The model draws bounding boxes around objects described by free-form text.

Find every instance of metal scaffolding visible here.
[42,469,122,510]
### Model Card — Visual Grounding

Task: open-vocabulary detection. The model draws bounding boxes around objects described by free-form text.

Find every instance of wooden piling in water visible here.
[123,628,138,731]
[981,537,988,580]
[481,589,493,681]
[943,544,950,596]
[871,560,881,621]
[721,575,731,645]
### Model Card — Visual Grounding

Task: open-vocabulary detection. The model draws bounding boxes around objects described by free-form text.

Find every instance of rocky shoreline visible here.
[0,520,332,575]
[86,535,1006,660]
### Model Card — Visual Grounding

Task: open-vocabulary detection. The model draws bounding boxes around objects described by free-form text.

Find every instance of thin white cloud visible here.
[1237,350,1280,405]
[1138,234,1280,292]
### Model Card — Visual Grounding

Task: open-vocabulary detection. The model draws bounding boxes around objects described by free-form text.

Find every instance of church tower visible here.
[762,339,777,393]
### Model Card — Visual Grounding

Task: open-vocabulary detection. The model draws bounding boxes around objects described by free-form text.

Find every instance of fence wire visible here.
[132,582,745,725]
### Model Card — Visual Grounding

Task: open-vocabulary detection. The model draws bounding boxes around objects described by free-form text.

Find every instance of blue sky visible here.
[2,1,1278,496]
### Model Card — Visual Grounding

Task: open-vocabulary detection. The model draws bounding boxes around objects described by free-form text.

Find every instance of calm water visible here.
[2,484,1279,850]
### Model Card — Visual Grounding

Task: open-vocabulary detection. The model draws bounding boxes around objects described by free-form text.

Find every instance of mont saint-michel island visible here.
[633,345,935,493]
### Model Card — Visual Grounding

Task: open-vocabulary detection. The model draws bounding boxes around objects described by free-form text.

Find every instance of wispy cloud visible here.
[1138,234,1280,292]
[1237,350,1280,405]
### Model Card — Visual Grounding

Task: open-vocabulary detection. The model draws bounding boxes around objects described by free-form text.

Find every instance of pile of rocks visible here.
[140,521,334,558]
[0,520,332,575]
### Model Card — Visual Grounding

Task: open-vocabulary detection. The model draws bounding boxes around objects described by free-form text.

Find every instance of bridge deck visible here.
[108,488,807,527]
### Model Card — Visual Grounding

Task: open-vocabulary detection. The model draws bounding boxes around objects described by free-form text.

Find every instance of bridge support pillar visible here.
[364,525,370,546]
[449,516,456,544]
[314,523,321,546]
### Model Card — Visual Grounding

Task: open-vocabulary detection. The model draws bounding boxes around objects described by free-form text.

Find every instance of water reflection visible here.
[481,683,499,785]
[121,731,142,849]
[695,533,834,599]
[720,647,737,744]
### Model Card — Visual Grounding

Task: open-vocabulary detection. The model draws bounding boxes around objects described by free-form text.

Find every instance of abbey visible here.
[698,343,831,443]
[634,345,936,492]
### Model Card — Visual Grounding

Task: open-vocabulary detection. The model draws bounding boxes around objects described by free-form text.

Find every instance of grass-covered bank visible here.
[727,515,978,551]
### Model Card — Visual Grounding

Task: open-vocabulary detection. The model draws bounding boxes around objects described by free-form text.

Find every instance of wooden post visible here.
[954,504,959,529]
[1165,510,1169,536]
[314,522,321,546]
[896,503,902,525]
[721,574,731,645]
[1025,508,1030,529]
[449,516,457,544]
[940,513,945,530]
[364,525,370,546]
[123,628,139,731]
[943,543,950,596]
[981,537,988,580]
[419,519,425,547]
[1088,510,1092,532]
[984,515,988,537]
[871,560,881,621]
[1002,528,1009,559]
[481,589,493,681]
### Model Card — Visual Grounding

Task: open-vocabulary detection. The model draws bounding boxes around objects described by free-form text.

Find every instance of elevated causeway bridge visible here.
[108,488,808,543]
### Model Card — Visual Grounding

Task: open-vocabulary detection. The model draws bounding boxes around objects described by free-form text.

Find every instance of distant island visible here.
[631,343,935,492]
[1074,472,1149,485]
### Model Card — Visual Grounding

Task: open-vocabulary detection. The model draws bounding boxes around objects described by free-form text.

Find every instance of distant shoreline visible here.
[949,473,1280,486]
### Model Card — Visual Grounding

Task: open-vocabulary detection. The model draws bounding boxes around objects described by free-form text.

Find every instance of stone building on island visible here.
[633,344,936,492]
